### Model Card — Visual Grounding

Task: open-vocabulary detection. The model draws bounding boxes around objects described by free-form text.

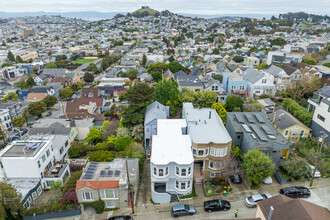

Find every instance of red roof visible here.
[76,180,119,190]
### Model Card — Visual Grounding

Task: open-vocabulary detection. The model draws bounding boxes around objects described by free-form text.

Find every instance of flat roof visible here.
[7,178,40,201]
[151,119,193,165]
[1,141,46,157]
[183,103,232,144]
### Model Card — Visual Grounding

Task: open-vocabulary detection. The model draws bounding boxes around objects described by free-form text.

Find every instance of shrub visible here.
[62,171,82,193]
[282,98,312,126]
[61,188,79,205]
[302,57,317,65]
[81,200,104,214]
[114,137,134,151]
[23,204,77,216]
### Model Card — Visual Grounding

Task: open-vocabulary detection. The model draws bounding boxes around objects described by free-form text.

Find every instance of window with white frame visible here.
[188,167,191,175]
[32,192,37,200]
[154,167,156,175]
[37,187,42,195]
[284,130,289,136]
[198,149,204,156]
[192,148,197,156]
[210,147,215,155]
[159,169,164,176]
[100,189,118,199]
[176,181,179,189]
[181,168,186,176]
[240,86,245,90]
[210,147,227,157]
[82,192,94,201]
[106,201,116,208]
[209,161,214,169]
[262,79,267,83]
[187,181,191,189]
[181,182,186,190]
[176,167,179,175]
[205,148,209,155]
[166,167,168,175]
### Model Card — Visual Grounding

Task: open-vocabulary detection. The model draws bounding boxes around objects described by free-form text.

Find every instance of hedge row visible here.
[282,98,312,127]
[23,203,78,216]
[81,200,105,214]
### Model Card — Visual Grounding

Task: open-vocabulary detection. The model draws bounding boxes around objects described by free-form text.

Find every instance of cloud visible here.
[1,0,329,15]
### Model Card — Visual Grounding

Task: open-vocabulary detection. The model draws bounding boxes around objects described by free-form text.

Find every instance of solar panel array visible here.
[261,125,274,135]
[250,124,268,141]
[235,113,245,123]
[115,170,120,177]
[100,170,106,177]
[245,113,256,123]
[242,124,252,133]
[84,162,99,179]
[107,170,113,177]
[254,113,265,123]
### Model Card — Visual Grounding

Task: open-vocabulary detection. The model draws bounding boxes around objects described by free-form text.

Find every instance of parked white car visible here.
[262,176,273,184]
[309,164,321,178]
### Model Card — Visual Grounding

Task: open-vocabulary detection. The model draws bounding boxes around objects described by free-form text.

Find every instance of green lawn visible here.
[73,59,97,65]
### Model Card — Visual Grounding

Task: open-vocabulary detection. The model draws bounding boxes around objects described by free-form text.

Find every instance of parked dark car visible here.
[280,186,311,198]
[204,199,231,212]
[230,174,242,184]
[20,128,28,136]
[171,204,196,217]
[108,216,132,220]
[46,112,52,117]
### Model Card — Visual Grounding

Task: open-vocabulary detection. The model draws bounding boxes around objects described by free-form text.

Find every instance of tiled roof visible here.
[76,180,119,190]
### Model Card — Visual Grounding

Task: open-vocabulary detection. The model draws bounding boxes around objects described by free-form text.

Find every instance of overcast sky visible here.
[1,0,329,15]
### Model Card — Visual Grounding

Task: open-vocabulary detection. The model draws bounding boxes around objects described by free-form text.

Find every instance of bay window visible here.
[181,168,186,176]
[159,169,164,176]
[100,189,118,199]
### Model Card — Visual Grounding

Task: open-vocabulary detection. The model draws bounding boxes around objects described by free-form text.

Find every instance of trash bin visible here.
[223,190,227,196]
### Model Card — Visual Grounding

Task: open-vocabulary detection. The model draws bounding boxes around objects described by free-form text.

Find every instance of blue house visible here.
[223,70,249,100]
[144,101,169,154]
[18,89,29,100]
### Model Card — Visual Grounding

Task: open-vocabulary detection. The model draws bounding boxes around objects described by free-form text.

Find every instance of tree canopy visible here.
[211,103,227,124]
[243,148,276,184]
[181,90,217,108]
[302,57,317,65]
[60,87,74,99]
[27,101,46,117]
[0,181,23,219]
[11,117,26,128]
[168,62,184,73]
[43,95,58,107]
[225,95,243,111]
[84,72,94,83]
[85,127,102,145]
[147,62,169,74]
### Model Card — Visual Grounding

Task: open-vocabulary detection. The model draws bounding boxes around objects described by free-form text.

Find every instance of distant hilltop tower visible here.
[141,6,150,9]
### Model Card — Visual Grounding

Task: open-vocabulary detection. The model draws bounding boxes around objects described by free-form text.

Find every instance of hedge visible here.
[282,98,312,127]
[81,200,104,214]
[23,204,78,216]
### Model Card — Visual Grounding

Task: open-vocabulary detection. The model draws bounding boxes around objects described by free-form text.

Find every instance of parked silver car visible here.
[244,193,272,208]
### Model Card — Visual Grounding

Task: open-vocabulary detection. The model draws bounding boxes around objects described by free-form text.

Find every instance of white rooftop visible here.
[183,103,232,144]
[151,119,193,165]
[7,178,40,201]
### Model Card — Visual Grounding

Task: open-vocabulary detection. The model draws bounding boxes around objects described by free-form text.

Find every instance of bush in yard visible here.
[23,204,77,216]
[62,171,82,193]
[61,188,79,205]
[115,137,134,151]
[281,156,310,179]
[243,148,275,184]
[116,127,131,139]
[81,200,104,214]
[232,145,242,158]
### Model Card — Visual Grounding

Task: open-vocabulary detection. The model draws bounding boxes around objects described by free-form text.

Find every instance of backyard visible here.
[73,59,98,65]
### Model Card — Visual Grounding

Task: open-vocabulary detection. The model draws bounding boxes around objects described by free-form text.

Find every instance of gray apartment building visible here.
[226,112,291,163]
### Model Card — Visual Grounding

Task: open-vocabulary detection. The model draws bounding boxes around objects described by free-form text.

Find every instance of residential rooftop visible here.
[0,141,47,157]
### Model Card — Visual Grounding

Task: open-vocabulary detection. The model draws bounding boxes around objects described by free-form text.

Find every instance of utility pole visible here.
[126,159,134,214]
[310,131,327,187]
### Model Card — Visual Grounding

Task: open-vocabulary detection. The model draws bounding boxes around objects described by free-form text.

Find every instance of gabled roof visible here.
[267,108,310,130]
[173,70,187,79]
[144,101,168,125]
[258,194,330,220]
[265,65,287,77]
[244,68,264,84]
[76,180,119,190]
[190,66,203,77]
[283,65,299,75]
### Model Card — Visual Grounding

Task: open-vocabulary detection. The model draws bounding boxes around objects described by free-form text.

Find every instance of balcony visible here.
[44,163,69,178]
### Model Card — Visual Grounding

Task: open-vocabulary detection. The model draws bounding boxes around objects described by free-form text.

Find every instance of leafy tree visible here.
[11,117,26,128]
[243,148,276,184]
[212,48,220,54]
[212,74,223,83]
[125,69,138,80]
[16,55,23,63]
[87,150,116,162]
[2,92,19,102]
[28,101,46,117]
[0,182,23,219]
[233,56,244,63]
[1,63,13,68]
[43,95,58,107]
[60,87,74,99]
[181,89,198,103]
[142,54,147,67]
[26,76,36,88]
[45,62,58,69]
[115,137,134,151]
[281,156,310,179]
[168,62,184,73]
[70,82,84,92]
[147,62,169,74]
[323,62,330,68]
[83,72,94,83]
[116,127,131,139]
[85,127,102,145]
[60,188,78,205]
[256,63,267,70]
[211,103,227,124]
[197,90,217,108]
[87,63,100,74]
[121,83,154,127]
[168,55,175,63]
[283,75,318,101]
[0,130,6,144]
[270,37,287,46]
[151,71,162,82]
[101,59,110,70]
[231,145,242,158]
[154,79,180,106]
[102,119,120,140]
[225,95,243,111]
[302,57,317,65]
[7,50,15,62]
[50,180,63,190]
[131,124,144,141]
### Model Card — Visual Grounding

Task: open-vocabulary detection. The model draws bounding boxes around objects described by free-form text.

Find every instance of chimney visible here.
[268,206,274,220]
[209,111,211,119]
